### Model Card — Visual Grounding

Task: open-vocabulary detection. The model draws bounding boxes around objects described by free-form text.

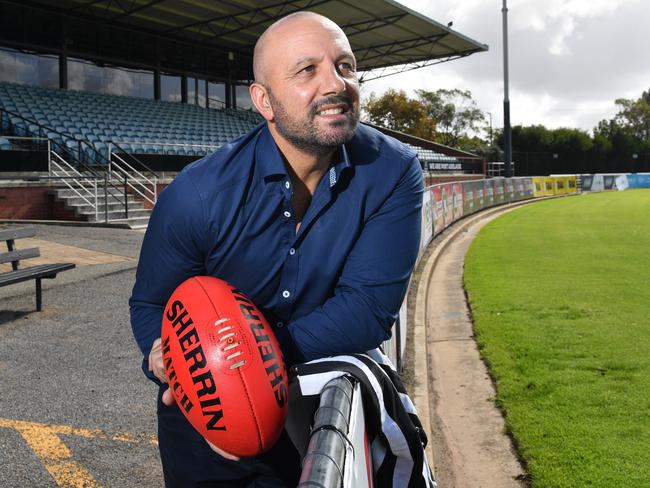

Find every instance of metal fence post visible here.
[108,142,113,176]
[104,173,109,223]
[124,172,128,219]
[153,176,157,203]
[47,139,51,176]
[94,179,98,222]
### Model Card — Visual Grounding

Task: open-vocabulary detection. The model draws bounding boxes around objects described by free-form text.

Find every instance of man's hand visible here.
[161,388,240,461]
[157,350,240,462]
[148,337,167,383]
[206,439,241,462]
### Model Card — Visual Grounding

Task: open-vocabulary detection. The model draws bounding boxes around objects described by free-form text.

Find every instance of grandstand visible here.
[0,82,262,159]
[0,0,488,228]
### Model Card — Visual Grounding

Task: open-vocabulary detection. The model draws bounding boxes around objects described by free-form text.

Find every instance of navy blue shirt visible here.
[130,122,423,379]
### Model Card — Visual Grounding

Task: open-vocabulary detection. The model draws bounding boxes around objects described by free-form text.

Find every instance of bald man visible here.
[130,11,423,487]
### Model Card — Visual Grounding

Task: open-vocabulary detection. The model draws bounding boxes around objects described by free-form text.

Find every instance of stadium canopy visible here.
[2,0,487,82]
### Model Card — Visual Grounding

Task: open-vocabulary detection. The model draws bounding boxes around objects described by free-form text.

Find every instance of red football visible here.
[161,276,288,457]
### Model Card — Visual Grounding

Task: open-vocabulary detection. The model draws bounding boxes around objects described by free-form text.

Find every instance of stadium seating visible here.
[0,82,463,169]
[0,82,263,162]
[406,143,462,166]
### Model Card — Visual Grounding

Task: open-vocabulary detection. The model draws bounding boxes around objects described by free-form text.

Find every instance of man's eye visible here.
[300,65,315,74]
[339,62,355,73]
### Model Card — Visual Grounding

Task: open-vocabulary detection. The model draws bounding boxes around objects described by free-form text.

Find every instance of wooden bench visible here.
[0,227,75,311]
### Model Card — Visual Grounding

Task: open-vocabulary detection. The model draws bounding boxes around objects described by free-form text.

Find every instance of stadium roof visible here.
[17,0,488,81]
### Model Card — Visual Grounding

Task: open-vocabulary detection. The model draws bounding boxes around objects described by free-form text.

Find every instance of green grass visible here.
[464,190,650,488]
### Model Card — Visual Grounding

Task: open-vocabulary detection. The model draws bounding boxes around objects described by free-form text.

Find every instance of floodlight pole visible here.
[502,0,513,177]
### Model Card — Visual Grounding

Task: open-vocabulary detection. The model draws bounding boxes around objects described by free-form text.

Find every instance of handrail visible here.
[50,153,95,207]
[111,139,220,149]
[108,140,161,179]
[0,135,49,141]
[299,376,355,487]
[1,107,112,173]
[110,154,157,205]
[1,107,129,212]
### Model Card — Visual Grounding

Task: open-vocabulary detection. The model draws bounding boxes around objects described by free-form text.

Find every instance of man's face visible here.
[261,18,360,155]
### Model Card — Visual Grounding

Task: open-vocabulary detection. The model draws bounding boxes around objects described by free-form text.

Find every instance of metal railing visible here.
[0,135,50,153]
[1,108,132,222]
[299,376,361,487]
[108,141,162,207]
[110,139,220,155]
[0,174,127,223]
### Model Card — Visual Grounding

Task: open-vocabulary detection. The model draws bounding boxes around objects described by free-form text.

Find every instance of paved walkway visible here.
[0,224,161,487]
[423,210,526,487]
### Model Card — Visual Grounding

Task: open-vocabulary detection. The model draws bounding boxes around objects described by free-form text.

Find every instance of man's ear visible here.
[250,83,274,121]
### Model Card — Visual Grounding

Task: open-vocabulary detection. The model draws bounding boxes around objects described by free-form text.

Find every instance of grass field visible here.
[464,190,650,488]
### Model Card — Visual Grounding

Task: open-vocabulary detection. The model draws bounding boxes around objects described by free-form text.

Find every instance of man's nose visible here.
[320,64,346,95]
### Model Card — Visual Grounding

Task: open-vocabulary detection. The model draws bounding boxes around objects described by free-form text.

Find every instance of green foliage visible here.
[362,86,649,171]
[362,88,485,150]
[464,191,650,487]
[614,94,650,140]
[415,88,485,147]
[362,89,433,139]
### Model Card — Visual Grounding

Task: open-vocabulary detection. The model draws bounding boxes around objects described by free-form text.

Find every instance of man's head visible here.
[250,12,360,156]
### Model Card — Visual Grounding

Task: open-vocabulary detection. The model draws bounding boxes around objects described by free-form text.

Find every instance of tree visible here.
[362,88,485,148]
[416,89,485,147]
[551,127,593,154]
[642,87,650,104]
[511,124,553,152]
[362,89,432,139]
[614,96,650,141]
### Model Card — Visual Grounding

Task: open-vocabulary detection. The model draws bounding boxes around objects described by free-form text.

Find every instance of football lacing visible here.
[214,318,246,369]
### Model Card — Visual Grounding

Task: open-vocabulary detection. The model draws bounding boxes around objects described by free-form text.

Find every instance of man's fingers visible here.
[148,338,167,383]
[160,391,238,461]
[206,440,240,461]
[161,387,177,406]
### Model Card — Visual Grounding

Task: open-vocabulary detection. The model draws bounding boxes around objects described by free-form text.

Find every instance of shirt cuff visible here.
[141,358,164,386]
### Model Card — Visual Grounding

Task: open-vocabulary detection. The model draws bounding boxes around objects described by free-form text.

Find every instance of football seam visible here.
[239,369,265,453]
[192,277,222,318]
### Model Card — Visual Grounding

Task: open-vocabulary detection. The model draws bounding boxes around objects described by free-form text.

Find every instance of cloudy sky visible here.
[361,0,650,135]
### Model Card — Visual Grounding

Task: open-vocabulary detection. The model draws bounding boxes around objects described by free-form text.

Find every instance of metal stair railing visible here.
[0,107,131,222]
[50,151,98,212]
[107,141,161,206]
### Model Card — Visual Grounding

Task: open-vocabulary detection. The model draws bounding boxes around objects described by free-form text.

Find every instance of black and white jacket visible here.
[294,349,436,488]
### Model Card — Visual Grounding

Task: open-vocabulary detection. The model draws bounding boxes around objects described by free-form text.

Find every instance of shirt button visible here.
[285,181,291,189]
[277,321,284,328]
[283,210,291,218]
[282,290,290,299]
[289,248,296,256]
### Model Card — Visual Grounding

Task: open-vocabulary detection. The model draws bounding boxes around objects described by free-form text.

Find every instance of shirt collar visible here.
[256,124,289,180]
[328,143,352,188]
[256,123,353,187]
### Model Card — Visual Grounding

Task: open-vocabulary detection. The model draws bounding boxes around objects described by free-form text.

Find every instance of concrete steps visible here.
[49,180,152,228]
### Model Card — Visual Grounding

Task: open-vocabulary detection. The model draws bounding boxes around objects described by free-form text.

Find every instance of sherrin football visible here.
[161,276,288,457]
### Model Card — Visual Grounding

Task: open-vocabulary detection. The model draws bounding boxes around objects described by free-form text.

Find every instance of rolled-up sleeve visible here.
[280,155,423,361]
[129,172,207,380]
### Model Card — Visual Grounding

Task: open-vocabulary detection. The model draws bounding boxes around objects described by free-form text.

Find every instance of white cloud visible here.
[361,0,650,133]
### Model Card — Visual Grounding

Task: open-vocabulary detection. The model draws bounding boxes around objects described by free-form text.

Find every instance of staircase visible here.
[47,149,158,229]
[49,186,152,229]
[1,107,161,229]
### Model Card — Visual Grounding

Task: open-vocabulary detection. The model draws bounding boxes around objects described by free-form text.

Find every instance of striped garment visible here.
[294,349,436,488]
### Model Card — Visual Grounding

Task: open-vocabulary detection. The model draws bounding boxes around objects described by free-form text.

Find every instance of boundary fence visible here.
[301,175,579,488]
[384,175,578,369]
